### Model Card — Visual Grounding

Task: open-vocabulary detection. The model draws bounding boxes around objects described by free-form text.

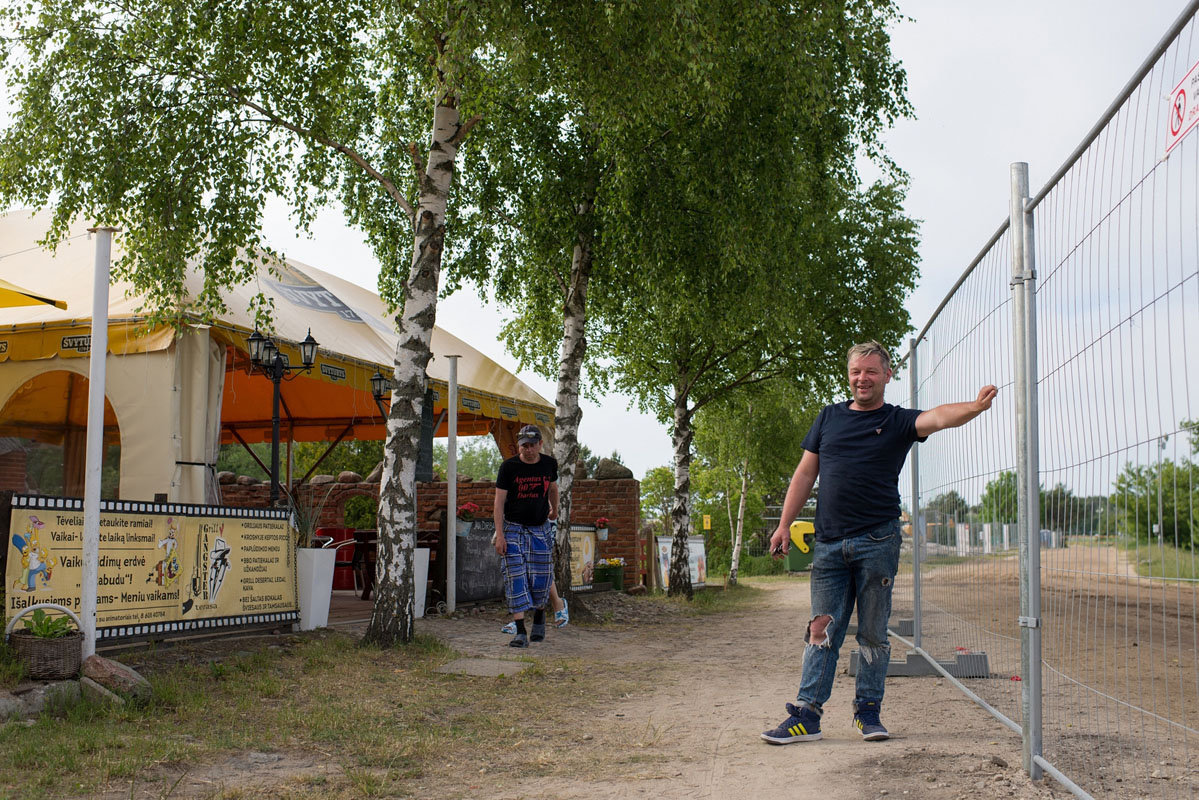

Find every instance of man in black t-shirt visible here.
[494,424,559,648]
[761,341,997,745]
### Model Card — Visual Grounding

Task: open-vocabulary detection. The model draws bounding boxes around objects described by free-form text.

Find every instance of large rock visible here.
[593,458,633,480]
[337,470,363,484]
[80,676,124,707]
[217,471,236,485]
[310,474,336,485]
[235,474,262,486]
[81,655,152,702]
[366,461,384,483]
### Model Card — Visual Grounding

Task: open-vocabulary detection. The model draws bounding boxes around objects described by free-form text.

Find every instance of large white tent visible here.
[0,210,553,503]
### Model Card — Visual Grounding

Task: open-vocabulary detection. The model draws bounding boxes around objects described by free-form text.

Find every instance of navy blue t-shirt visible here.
[802,401,925,541]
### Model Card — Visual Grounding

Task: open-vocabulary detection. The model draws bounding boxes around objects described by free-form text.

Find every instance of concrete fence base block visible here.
[848,649,990,679]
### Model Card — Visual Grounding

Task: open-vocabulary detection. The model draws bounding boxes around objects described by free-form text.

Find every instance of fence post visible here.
[1010,162,1043,780]
[908,337,922,650]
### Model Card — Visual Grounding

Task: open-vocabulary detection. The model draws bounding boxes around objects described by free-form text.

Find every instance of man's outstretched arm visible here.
[915,385,998,437]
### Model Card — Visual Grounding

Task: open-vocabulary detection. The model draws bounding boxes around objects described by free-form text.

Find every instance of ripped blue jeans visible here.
[796,520,901,710]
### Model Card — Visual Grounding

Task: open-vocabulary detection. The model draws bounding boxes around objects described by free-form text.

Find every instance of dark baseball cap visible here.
[517,425,542,444]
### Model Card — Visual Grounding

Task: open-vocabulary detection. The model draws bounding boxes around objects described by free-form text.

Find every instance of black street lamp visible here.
[370,370,391,418]
[248,328,319,504]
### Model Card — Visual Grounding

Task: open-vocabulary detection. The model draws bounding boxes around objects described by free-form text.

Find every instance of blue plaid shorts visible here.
[500,520,554,614]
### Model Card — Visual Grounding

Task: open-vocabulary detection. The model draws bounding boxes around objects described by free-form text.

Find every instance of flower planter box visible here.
[592,564,624,591]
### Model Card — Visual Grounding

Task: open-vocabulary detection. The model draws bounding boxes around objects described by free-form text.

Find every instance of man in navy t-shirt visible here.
[761,341,997,745]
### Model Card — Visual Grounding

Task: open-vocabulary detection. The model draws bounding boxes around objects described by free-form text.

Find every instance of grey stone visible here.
[337,470,363,483]
[235,474,262,486]
[80,677,124,707]
[310,474,336,485]
[0,691,24,719]
[366,461,384,482]
[9,680,80,716]
[593,458,633,480]
[217,471,236,484]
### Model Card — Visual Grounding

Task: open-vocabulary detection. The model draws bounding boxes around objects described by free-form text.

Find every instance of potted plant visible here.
[285,484,337,630]
[456,501,480,538]
[595,516,610,541]
[7,605,84,680]
[592,556,625,590]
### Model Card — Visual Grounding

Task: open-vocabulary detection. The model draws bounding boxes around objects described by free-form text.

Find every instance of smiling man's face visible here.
[847,353,891,411]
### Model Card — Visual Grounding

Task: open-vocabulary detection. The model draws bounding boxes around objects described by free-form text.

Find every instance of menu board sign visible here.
[6,495,297,640]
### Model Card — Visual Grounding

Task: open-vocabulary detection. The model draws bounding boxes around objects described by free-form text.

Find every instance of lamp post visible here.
[248,328,319,504]
[370,370,391,419]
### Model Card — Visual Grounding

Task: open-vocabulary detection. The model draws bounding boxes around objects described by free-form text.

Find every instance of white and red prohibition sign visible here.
[1165,58,1199,155]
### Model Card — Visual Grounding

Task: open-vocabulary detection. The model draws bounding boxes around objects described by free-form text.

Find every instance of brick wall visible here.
[0,450,27,493]
[219,477,643,589]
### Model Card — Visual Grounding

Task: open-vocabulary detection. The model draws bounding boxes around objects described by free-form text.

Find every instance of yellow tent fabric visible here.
[0,278,67,309]
[0,210,553,502]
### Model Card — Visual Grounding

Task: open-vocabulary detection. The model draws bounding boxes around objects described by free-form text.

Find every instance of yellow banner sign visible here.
[6,497,297,640]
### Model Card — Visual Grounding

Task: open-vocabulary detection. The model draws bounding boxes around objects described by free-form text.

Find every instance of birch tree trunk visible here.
[668,394,694,599]
[552,202,594,598]
[365,98,464,646]
[728,457,750,585]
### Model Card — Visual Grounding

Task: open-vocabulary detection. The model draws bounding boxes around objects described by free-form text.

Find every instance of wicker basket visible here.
[9,630,84,680]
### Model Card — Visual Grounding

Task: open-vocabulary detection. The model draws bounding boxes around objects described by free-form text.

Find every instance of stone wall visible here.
[218,477,643,590]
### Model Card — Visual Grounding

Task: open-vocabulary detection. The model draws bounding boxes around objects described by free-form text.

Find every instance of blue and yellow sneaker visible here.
[853,700,889,740]
[761,702,822,744]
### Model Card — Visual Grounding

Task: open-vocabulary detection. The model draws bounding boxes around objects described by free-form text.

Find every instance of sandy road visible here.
[417,579,1067,800]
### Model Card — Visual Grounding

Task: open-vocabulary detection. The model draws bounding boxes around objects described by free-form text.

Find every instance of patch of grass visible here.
[0,629,645,798]
[1120,538,1199,580]
[0,640,26,688]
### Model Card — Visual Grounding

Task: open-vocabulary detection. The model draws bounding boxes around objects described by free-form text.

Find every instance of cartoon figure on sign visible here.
[147,517,181,588]
[207,529,231,602]
[10,515,52,592]
[658,541,671,589]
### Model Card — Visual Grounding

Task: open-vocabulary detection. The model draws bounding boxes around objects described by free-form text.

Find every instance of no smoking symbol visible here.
[1172,89,1187,136]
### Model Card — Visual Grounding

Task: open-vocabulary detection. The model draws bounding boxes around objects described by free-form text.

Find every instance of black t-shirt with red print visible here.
[496,454,558,526]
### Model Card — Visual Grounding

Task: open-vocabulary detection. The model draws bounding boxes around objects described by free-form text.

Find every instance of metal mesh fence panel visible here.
[1026,10,1199,794]
[903,5,1199,796]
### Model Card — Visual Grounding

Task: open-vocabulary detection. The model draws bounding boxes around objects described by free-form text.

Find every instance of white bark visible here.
[366,98,464,646]
[728,458,749,585]
[667,395,694,598]
[552,203,594,597]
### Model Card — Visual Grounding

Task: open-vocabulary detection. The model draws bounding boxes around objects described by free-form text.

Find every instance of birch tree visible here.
[449,1,732,596]
[0,0,516,645]
[597,2,919,597]
[693,382,817,584]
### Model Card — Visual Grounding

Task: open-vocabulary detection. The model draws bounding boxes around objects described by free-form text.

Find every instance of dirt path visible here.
[415,580,1068,800]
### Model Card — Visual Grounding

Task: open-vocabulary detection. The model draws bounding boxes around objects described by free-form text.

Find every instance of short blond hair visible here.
[847,341,891,371]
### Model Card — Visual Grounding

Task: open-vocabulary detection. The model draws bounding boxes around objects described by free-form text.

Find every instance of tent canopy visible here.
[0,210,553,501]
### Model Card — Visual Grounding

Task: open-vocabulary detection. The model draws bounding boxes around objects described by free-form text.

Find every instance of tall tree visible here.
[978,470,1019,524]
[692,380,818,584]
[598,3,918,597]
[448,2,733,598]
[0,0,516,645]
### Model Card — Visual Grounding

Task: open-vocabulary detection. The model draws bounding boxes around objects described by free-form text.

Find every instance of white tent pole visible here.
[82,226,116,658]
[446,355,460,614]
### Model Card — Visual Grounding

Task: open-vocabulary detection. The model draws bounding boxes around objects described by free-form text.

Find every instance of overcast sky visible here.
[6,2,1195,479]
[260,1,1194,478]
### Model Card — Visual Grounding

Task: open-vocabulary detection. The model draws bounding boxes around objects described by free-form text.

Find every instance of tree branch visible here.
[229,90,414,220]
